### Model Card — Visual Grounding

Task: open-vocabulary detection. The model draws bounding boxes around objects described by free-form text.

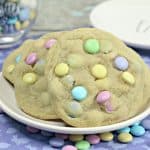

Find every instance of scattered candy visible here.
[41,130,54,137]
[67,54,85,68]
[104,100,113,113]
[7,16,17,24]
[141,119,150,130]
[117,127,130,133]
[114,56,129,71]
[23,72,37,84]
[55,63,69,77]
[66,101,83,117]
[99,132,114,141]
[118,133,133,143]
[132,121,141,126]
[45,39,57,49]
[62,145,77,150]
[49,137,64,148]
[25,52,37,65]
[96,91,111,104]
[91,64,107,79]
[7,64,15,73]
[100,40,112,53]
[55,133,69,140]
[130,125,145,136]
[85,135,100,144]
[34,59,45,75]
[15,54,21,63]
[122,72,135,85]
[62,75,75,87]
[71,86,88,101]
[26,126,39,133]
[75,140,90,150]
[69,134,84,142]
[84,39,100,54]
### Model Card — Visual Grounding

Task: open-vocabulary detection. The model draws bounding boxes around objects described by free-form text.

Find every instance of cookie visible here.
[46,28,150,127]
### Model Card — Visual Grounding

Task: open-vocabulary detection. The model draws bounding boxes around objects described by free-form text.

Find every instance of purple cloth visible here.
[0,43,150,150]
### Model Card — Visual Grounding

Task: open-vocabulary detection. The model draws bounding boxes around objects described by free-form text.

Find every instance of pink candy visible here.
[85,135,100,144]
[26,126,40,133]
[55,133,69,140]
[104,101,113,113]
[96,91,111,104]
[62,145,77,150]
[45,39,57,49]
[25,53,37,65]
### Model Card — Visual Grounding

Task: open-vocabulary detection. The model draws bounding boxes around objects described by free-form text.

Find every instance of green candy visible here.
[75,140,90,150]
[84,39,100,54]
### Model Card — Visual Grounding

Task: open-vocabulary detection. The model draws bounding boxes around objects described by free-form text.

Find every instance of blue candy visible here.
[132,121,141,126]
[114,56,129,71]
[15,54,22,63]
[19,7,30,21]
[7,17,18,24]
[117,127,130,133]
[49,137,64,148]
[130,125,145,136]
[141,119,150,130]
[71,86,88,101]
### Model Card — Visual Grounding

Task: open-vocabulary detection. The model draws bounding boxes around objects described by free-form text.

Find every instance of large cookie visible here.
[3,32,63,119]
[46,28,150,127]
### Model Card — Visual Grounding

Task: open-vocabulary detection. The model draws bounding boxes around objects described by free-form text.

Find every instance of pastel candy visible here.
[69,134,84,142]
[49,137,65,148]
[26,126,40,133]
[41,130,54,137]
[25,52,37,65]
[15,21,21,30]
[45,39,57,49]
[118,133,133,143]
[75,140,90,150]
[117,127,130,133]
[104,100,113,113]
[132,121,141,126]
[62,145,77,150]
[96,91,111,104]
[62,75,75,87]
[122,72,135,85]
[84,39,100,54]
[99,132,114,141]
[130,125,145,136]
[19,7,30,21]
[66,101,83,117]
[21,20,30,29]
[100,40,112,53]
[55,63,69,77]
[91,64,107,79]
[55,133,69,140]
[114,56,129,71]
[7,17,17,24]
[71,86,88,101]
[23,73,37,84]
[15,54,21,63]
[34,59,45,75]
[85,135,100,144]
[7,64,15,73]
[141,119,150,130]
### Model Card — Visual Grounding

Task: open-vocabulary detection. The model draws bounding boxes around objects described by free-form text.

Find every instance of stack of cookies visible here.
[2,28,150,127]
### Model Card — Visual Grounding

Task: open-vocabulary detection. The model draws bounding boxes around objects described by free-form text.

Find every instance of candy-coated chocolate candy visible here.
[85,135,100,144]
[7,64,15,73]
[45,39,57,49]
[49,137,65,148]
[7,17,17,24]
[96,91,111,104]
[132,121,140,126]
[26,126,40,133]
[130,125,145,136]
[100,40,112,53]
[122,72,135,85]
[55,63,69,77]
[114,56,129,71]
[118,133,133,143]
[104,100,113,113]
[34,59,45,75]
[75,140,90,150]
[100,132,114,141]
[19,7,30,21]
[15,54,21,63]
[25,52,37,65]
[62,75,75,86]
[66,101,83,117]
[84,39,100,54]
[69,134,84,142]
[117,127,130,133]
[15,21,21,30]
[141,119,150,130]
[91,64,107,79]
[23,73,37,84]
[55,133,69,140]
[21,20,30,29]
[41,130,53,137]
[62,145,77,150]
[71,86,88,101]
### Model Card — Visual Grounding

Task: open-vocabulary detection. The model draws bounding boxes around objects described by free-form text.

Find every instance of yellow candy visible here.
[118,133,133,143]
[122,72,135,85]
[15,21,21,30]
[23,73,37,84]
[99,132,114,141]
[91,64,107,79]
[69,134,84,142]
[7,65,15,73]
[55,63,69,77]
[21,21,30,29]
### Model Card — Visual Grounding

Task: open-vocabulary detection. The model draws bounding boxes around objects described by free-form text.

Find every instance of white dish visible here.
[0,72,149,134]
[90,0,150,49]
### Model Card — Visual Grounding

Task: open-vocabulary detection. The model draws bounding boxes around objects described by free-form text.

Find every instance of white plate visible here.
[0,72,149,134]
[90,0,150,49]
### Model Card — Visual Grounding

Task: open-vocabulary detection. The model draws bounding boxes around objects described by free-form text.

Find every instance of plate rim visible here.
[0,72,150,134]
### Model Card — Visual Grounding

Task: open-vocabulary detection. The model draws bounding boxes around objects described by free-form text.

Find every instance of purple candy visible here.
[141,119,150,130]
[49,137,65,148]
[25,52,37,65]
[45,39,57,49]
[55,133,69,140]
[26,126,40,133]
